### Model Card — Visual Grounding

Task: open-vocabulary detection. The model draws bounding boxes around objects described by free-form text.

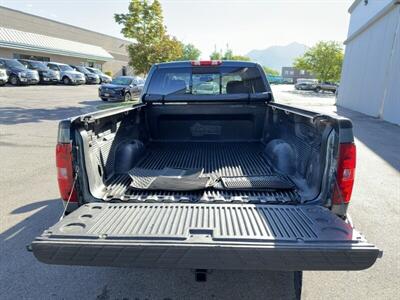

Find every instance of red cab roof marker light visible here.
[191,60,222,66]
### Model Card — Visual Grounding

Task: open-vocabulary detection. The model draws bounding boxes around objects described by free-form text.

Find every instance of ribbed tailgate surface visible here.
[44,203,363,243]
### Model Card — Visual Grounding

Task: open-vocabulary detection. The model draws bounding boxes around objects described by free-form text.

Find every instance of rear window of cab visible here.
[147,66,267,96]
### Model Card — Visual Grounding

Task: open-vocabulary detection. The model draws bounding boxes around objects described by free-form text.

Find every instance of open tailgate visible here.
[32,203,380,270]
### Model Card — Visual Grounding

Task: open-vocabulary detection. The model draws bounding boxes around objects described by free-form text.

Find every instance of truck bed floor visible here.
[103,142,298,203]
[137,141,274,177]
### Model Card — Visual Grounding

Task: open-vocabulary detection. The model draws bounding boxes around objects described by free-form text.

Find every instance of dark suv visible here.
[98,76,144,101]
[18,59,60,84]
[70,65,100,84]
[0,58,39,85]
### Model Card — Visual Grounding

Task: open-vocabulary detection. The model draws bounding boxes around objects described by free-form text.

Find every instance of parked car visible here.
[18,59,60,84]
[31,61,381,294]
[98,76,144,101]
[0,64,8,85]
[86,67,112,83]
[192,75,219,94]
[0,58,39,85]
[282,78,294,84]
[46,62,86,85]
[266,75,285,84]
[295,79,318,91]
[315,82,338,93]
[70,65,100,84]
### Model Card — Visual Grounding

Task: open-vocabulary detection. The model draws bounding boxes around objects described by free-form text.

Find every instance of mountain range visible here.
[246,42,308,72]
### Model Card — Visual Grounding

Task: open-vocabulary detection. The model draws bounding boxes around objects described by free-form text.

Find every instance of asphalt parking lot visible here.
[1,84,399,299]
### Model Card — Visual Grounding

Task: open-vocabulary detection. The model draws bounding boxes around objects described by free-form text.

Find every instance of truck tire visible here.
[315,87,321,93]
[294,271,303,300]
[9,75,19,86]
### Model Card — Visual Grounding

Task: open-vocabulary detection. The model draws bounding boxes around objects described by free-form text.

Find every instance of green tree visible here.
[210,50,222,60]
[293,41,344,82]
[115,0,183,75]
[229,55,251,61]
[210,48,250,61]
[263,66,279,76]
[179,43,201,60]
[223,49,233,60]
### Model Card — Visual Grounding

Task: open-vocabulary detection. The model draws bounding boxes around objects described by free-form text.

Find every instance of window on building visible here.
[290,71,294,75]
[285,70,289,75]
[81,61,102,70]
[13,53,50,62]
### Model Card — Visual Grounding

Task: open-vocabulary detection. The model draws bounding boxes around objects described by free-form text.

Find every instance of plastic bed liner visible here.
[102,142,299,202]
[32,203,380,270]
[135,142,275,177]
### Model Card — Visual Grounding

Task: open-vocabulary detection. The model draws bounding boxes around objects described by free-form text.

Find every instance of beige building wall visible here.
[0,6,132,77]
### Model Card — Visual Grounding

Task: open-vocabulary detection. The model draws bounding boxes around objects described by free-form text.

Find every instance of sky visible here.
[0,0,354,58]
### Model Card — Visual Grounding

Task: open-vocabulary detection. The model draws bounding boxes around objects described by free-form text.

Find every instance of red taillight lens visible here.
[332,143,356,204]
[191,60,222,66]
[56,143,77,202]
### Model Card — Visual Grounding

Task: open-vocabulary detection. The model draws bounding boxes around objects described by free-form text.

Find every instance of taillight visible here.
[56,121,77,202]
[332,143,356,205]
[191,60,222,66]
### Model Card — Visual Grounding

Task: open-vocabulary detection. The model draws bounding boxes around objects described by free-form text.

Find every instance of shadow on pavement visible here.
[1,198,296,300]
[336,106,400,172]
[0,100,102,125]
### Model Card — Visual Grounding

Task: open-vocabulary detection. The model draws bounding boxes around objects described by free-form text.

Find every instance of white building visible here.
[338,0,400,125]
[0,6,132,76]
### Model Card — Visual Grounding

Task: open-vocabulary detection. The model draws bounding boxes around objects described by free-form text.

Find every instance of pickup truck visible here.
[31,61,380,282]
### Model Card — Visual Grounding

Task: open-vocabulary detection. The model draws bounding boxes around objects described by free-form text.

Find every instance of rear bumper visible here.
[19,78,39,85]
[32,239,380,271]
[31,203,381,270]
[99,92,124,101]
[71,79,86,85]
[86,77,100,84]
[40,76,59,84]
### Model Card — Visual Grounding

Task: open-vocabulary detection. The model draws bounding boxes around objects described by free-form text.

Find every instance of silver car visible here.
[46,62,86,85]
[0,66,8,85]
[86,67,112,84]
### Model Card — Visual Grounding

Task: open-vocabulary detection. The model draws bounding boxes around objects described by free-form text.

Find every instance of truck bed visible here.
[101,141,299,203]
[32,202,380,270]
[32,62,381,272]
